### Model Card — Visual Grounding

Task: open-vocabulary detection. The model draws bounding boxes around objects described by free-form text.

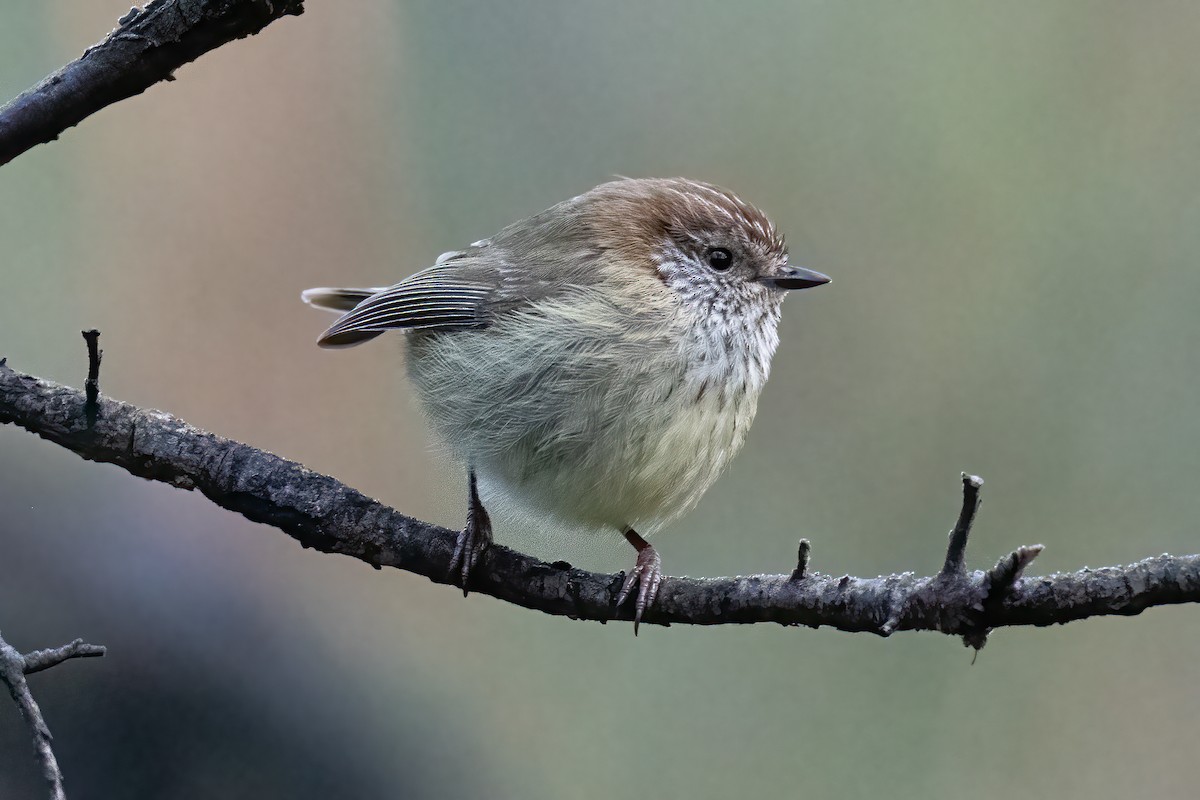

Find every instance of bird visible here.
[302,177,829,632]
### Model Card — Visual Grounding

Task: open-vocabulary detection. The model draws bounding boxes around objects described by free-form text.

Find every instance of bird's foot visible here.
[448,470,493,595]
[616,529,663,635]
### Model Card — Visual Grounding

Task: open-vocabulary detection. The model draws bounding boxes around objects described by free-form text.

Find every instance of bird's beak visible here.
[758,265,831,291]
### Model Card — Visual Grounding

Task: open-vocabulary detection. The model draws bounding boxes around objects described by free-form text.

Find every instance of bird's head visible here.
[583,177,829,325]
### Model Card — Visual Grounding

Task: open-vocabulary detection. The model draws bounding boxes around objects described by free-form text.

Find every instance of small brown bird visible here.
[303,178,828,631]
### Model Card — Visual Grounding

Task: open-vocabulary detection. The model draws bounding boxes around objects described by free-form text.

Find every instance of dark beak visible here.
[759,266,831,291]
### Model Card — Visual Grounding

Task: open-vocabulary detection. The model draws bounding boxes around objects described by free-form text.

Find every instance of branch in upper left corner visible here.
[0,0,306,167]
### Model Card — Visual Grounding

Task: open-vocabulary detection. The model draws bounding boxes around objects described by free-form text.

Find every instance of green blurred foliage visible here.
[2,2,1198,798]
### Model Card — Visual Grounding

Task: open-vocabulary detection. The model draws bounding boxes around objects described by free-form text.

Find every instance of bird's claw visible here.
[449,472,492,595]
[616,543,663,635]
[448,520,491,595]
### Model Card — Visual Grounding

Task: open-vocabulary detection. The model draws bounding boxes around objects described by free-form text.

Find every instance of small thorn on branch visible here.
[790,539,812,581]
[961,545,1045,652]
[985,544,1045,601]
[941,473,984,577]
[82,329,102,428]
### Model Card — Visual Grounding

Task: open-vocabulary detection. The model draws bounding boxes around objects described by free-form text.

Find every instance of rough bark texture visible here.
[3,355,1197,641]
[0,0,305,166]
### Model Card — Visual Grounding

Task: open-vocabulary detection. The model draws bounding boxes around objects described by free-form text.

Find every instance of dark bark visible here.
[0,0,305,167]
[3,353,1197,643]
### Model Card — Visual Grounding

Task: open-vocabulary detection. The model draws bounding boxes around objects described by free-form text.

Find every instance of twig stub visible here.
[790,538,812,581]
[959,540,1045,652]
[941,473,984,577]
[82,329,102,428]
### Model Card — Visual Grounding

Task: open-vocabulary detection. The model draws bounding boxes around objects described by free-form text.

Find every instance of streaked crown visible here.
[585,177,787,265]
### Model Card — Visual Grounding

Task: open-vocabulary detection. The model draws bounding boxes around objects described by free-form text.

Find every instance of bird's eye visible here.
[706,248,733,271]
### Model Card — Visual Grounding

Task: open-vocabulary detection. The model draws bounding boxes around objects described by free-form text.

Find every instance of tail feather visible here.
[301,287,383,313]
[302,287,389,348]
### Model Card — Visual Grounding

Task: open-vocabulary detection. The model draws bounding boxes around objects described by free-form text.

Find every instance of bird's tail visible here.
[301,287,392,348]
[301,287,383,313]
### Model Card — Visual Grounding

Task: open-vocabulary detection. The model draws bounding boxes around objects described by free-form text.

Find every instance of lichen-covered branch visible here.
[0,631,106,800]
[2,347,1198,641]
[0,0,305,167]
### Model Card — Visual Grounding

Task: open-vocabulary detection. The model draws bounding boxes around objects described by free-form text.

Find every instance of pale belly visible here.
[479,379,756,531]
[405,310,765,532]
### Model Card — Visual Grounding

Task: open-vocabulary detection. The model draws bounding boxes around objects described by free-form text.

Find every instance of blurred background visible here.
[2,1,1199,797]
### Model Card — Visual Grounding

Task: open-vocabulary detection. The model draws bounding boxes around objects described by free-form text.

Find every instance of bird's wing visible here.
[304,196,606,348]
[309,260,496,348]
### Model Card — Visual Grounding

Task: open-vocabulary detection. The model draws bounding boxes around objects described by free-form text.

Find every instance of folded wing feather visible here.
[304,264,493,348]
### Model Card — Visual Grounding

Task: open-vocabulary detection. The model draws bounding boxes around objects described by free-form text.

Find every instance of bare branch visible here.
[22,639,108,676]
[1,355,1198,637]
[0,0,305,167]
[0,631,106,800]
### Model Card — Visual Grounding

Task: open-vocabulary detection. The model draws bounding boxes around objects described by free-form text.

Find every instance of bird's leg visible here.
[615,527,663,635]
[448,468,493,596]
